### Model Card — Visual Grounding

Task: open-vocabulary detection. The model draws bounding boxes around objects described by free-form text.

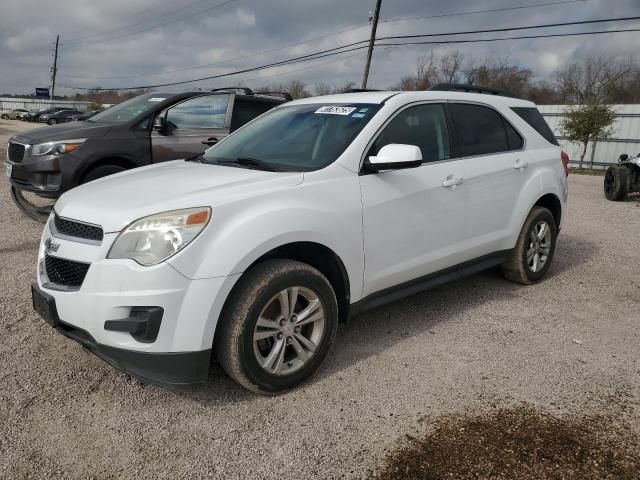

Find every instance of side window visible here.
[230,100,275,132]
[368,104,450,163]
[451,103,510,157]
[165,94,230,129]
[504,120,524,150]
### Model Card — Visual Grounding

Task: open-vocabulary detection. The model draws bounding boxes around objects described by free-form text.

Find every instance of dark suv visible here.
[7,88,289,221]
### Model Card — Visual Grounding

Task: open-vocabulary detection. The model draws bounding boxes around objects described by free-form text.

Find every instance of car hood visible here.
[54,160,304,233]
[10,122,112,143]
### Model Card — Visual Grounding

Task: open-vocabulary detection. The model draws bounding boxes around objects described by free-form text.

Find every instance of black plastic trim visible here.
[104,306,164,343]
[350,250,511,317]
[32,283,210,386]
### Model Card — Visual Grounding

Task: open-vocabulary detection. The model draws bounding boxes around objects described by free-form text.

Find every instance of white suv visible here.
[32,88,569,393]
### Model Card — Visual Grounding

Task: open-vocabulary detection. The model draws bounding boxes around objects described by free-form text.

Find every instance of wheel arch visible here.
[534,193,562,230]
[78,156,138,184]
[221,241,351,326]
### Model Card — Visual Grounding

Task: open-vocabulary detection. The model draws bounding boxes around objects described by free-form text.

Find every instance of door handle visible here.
[514,159,529,169]
[442,175,464,187]
[201,138,219,146]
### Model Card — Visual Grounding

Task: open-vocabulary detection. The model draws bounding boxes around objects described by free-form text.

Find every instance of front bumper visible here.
[8,148,83,197]
[33,282,211,386]
[34,220,241,386]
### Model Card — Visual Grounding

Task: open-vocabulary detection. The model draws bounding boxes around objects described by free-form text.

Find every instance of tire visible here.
[215,259,338,394]
[82,164,127,183]
[604,166,629,201]
[1,114,8,119]
[47,118,57,125]
[501,206,557,285]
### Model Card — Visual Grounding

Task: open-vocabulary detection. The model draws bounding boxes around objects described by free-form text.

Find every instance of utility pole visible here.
[50,35,60,101]
[361,0,382,89]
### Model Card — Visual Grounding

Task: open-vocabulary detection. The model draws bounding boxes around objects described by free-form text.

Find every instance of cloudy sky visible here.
[0,0,638,95]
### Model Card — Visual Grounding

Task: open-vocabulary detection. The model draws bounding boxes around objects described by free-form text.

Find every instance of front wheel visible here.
[215,259,338,394]
[502,206,557,285]
[1,114,8,119]
[47,118,57,125]
[604,165,629,201]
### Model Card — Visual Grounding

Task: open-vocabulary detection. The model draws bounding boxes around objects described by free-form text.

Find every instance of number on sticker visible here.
[315,106,357,115]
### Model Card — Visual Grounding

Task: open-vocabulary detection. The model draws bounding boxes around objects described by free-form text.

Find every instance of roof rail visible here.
[211,87,254,95]
[255,91,293,101]
[344,88,381,93]
[428,83,519,99]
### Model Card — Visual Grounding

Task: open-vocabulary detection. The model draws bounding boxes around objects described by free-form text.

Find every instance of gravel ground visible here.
[0,118,639,479]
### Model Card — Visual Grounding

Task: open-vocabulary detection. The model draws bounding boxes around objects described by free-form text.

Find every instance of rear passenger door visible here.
[449,102,533,257]
[151,94,231,163]
[360,103,468,296]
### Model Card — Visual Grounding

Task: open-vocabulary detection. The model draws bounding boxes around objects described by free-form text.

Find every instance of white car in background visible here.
[31,86,569,393]
[1,108,29,120]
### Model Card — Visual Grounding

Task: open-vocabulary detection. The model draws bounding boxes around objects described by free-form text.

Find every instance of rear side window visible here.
[450,103,514,157]
[231,99,277,132]
[511,107,559,146]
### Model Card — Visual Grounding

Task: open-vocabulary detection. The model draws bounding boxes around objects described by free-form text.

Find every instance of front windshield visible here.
[202,103,381,171]
[90,93,168,124]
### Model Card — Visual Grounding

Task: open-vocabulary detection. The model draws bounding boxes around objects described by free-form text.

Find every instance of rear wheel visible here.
[10,187,55,223]
[1,114,8,119]
[215,259,338,394]
[82,164,127,183]
[502,206,557,285]
[604,166,629,201]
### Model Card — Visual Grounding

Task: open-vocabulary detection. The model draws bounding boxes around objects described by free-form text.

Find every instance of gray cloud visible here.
[0,0,638,94]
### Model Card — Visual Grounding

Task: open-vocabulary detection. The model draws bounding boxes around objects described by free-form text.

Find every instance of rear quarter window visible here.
[511,107,559,146]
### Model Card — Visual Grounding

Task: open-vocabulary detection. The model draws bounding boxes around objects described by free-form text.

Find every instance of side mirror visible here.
[153,115,168,135]
[366,144,422,172]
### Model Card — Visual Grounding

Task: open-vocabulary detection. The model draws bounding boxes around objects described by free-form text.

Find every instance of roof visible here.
[289,90,536,108]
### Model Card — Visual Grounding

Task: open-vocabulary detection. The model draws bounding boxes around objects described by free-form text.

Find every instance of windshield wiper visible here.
[216,157,280,172]
[185,154,204,162]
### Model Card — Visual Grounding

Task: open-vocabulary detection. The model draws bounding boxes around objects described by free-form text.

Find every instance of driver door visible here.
[359,103,468,297]
[151,94,231,163]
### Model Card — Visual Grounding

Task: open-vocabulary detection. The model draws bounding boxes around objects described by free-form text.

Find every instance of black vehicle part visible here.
[211,87,254,95]
[604,165,629,201]
[10,186,54,223]
[104,307,164,343]
[429,83,520,99]
[81,164,127,183]
[256,91,293,101]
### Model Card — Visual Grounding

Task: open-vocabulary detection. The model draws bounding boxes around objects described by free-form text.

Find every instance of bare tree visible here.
[554,55,636,104]
[439,51,465,84]
[314,82,333,96]
[465,54,532,96]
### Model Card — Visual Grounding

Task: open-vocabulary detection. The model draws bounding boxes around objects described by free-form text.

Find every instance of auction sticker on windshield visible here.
[315,106,357,115]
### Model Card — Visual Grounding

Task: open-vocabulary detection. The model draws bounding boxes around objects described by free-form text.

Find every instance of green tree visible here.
[560,104,616,168]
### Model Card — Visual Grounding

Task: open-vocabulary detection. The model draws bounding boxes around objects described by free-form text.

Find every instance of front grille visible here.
[45,255,90,288]
[54,214,104,242]
[8,142,25,163]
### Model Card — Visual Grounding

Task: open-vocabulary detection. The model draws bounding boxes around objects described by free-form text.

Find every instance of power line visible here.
[377,15,640,41]
[56,26,640,91]
[59,24,370,80]
[65,0,212,43]
[56,0,587,79]
[65,0,235,46]
[381,0,587,24]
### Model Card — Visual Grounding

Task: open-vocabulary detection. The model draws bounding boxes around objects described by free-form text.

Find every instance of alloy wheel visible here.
[253,286,325,376]
[526,221,552,273]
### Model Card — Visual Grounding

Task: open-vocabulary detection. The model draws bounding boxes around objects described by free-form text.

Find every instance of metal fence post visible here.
[589,139,597,169]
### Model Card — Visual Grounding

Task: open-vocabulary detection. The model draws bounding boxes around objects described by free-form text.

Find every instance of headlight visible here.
[107,207,211,266]
[31,139,86,156]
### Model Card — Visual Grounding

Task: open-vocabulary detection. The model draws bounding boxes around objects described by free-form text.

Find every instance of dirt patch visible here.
[370,405,639,480]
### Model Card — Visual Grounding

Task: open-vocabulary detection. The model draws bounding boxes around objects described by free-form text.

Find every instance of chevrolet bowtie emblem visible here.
[44,237,60,254]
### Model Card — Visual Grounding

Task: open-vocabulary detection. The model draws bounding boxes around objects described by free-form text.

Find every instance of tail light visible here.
[561,151,569,176]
